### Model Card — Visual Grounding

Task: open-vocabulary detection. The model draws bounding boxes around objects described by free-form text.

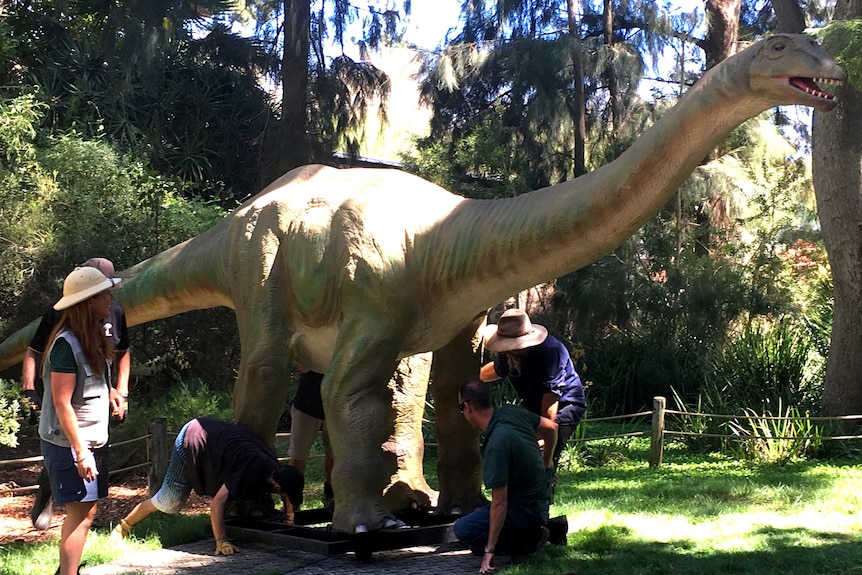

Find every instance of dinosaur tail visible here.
[0,219,233,372]
[0,317,40,371]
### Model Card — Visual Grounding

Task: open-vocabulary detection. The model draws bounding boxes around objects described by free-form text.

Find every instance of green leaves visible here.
[816,20,862,90]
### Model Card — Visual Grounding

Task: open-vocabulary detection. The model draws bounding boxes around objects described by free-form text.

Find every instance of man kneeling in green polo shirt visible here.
[454,379,558,574]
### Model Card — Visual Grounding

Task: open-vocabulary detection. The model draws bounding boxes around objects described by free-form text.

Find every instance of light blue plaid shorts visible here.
[151,420,192,513]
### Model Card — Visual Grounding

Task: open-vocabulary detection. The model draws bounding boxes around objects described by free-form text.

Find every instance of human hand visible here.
[215,540,238,555]
[23,389,42,410]
[110,389,128,421]
[76,449,98,482]
[479,552,496,573]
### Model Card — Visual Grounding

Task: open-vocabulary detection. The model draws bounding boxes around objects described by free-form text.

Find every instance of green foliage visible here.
[583,328,710,415]
[668,386,726,453]
[118,379,233,437]
[709,319,820,414]
[0,94,54,322]
[801,273,833,361]
[817,20,862,90]
[0,379,22,447]
[0,92,235,394]
[727,402,824,465]
[6,2,276,201]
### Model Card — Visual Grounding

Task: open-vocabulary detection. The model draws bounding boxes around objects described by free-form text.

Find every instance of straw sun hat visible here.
[482,309,548,353]
[54,267,122,311]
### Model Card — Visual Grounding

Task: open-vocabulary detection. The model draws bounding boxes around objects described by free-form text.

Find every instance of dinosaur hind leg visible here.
[383,353,439,512]
[323,324,404,534]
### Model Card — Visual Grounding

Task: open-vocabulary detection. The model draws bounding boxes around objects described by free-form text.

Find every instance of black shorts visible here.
[41,440,109,504]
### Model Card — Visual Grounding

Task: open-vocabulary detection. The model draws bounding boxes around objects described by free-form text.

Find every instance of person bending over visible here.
[480,309,585,471]
[111,417,303,556]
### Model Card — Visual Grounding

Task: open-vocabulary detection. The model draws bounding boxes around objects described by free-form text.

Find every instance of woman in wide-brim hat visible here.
[479,308,586,472]
[38,266,121,575]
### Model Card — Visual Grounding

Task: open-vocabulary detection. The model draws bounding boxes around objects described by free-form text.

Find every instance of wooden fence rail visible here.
[5,397,862,496]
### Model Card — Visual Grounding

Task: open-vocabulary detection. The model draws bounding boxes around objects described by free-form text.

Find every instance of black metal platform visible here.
[224,507,459,560]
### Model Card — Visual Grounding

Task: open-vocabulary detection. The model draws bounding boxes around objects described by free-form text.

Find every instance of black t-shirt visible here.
[29,301,129,353]
[292,371,325,419]
[183,417,279,501]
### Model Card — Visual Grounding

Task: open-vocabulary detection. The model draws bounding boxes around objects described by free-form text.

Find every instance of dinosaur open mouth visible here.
[789,77,839,100]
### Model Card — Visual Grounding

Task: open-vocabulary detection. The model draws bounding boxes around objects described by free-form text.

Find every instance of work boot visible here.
[31,467,53,531]
[548,515,568,546]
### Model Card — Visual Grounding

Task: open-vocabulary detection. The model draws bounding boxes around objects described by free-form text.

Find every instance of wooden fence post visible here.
[147,418,167,497]
[649,396,666,468]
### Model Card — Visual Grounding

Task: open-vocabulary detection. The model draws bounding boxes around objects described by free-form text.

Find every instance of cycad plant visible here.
[726,400,823,465]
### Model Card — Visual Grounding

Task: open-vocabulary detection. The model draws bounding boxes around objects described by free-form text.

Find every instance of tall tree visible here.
[278,0,312,175]
[704,0,741,69]
[244,0,400,183]
[811,0,862,417]
[566,0,587,176]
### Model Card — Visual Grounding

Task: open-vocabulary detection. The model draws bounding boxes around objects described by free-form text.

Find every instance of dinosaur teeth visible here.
[789,77,837,100]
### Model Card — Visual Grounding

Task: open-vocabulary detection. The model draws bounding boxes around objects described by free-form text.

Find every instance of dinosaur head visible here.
[749,34,846,112]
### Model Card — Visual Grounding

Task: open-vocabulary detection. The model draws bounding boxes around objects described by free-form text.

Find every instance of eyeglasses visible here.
[458,400,469,413]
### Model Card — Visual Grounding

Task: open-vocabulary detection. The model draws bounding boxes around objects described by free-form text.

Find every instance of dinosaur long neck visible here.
[117,221,233,327]
[426,50,766,316]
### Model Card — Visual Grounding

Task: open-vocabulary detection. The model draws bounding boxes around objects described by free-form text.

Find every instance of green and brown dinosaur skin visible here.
[0,35,845,533]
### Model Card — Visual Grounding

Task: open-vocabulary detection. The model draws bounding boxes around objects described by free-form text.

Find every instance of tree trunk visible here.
[603,0,620,137]
[815,0,862,418]
[566,0,586,176]
[272,0,311,182]
[703,0,741,70]
[696,0,740,254]
[770,0,807,33]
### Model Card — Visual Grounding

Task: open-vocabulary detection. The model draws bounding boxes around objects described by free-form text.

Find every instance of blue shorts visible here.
[41,440,109,504]
[151,421,192,514]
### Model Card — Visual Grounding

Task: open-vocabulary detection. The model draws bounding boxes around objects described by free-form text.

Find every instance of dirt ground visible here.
[0,421,209,546]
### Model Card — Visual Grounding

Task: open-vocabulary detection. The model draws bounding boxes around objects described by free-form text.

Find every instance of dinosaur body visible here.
[0,35,844,533]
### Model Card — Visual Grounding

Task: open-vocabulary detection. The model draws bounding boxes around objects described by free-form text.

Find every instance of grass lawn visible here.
[5,436,862,575]
[510,440,862,574]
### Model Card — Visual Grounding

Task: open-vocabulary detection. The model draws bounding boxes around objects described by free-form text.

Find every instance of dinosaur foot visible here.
[383,479,438,512]
[435,491,488,518]
[354,517,406,533]
[332,500,400,534]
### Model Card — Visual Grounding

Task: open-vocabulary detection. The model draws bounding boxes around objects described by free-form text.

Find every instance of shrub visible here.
[0,379,21,447]
[726,401,823,465]
[708,318,820,414]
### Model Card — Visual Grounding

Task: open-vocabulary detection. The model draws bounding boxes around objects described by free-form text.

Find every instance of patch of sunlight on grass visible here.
[566,508,862,557]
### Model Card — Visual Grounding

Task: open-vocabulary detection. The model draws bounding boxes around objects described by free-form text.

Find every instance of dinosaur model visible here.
[0,34,845,534]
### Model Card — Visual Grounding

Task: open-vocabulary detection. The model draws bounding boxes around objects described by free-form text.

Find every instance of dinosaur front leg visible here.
[383,352,438,512]
[323,326,403,533]
[231,311,293,444]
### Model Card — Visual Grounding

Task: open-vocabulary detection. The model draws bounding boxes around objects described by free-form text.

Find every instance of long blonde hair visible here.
[44,298,111,378]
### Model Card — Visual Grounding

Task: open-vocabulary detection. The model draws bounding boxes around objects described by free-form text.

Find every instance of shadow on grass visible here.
[510,524,862,575]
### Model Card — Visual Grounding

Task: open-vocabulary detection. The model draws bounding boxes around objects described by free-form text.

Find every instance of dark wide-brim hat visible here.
[482,309,548,353]
[273,464,304,507]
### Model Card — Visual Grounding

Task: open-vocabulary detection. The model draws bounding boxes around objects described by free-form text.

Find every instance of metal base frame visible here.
[224,507,459,560]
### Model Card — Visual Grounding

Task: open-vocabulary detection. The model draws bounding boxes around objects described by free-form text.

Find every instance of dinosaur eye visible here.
[766,39,786,60]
